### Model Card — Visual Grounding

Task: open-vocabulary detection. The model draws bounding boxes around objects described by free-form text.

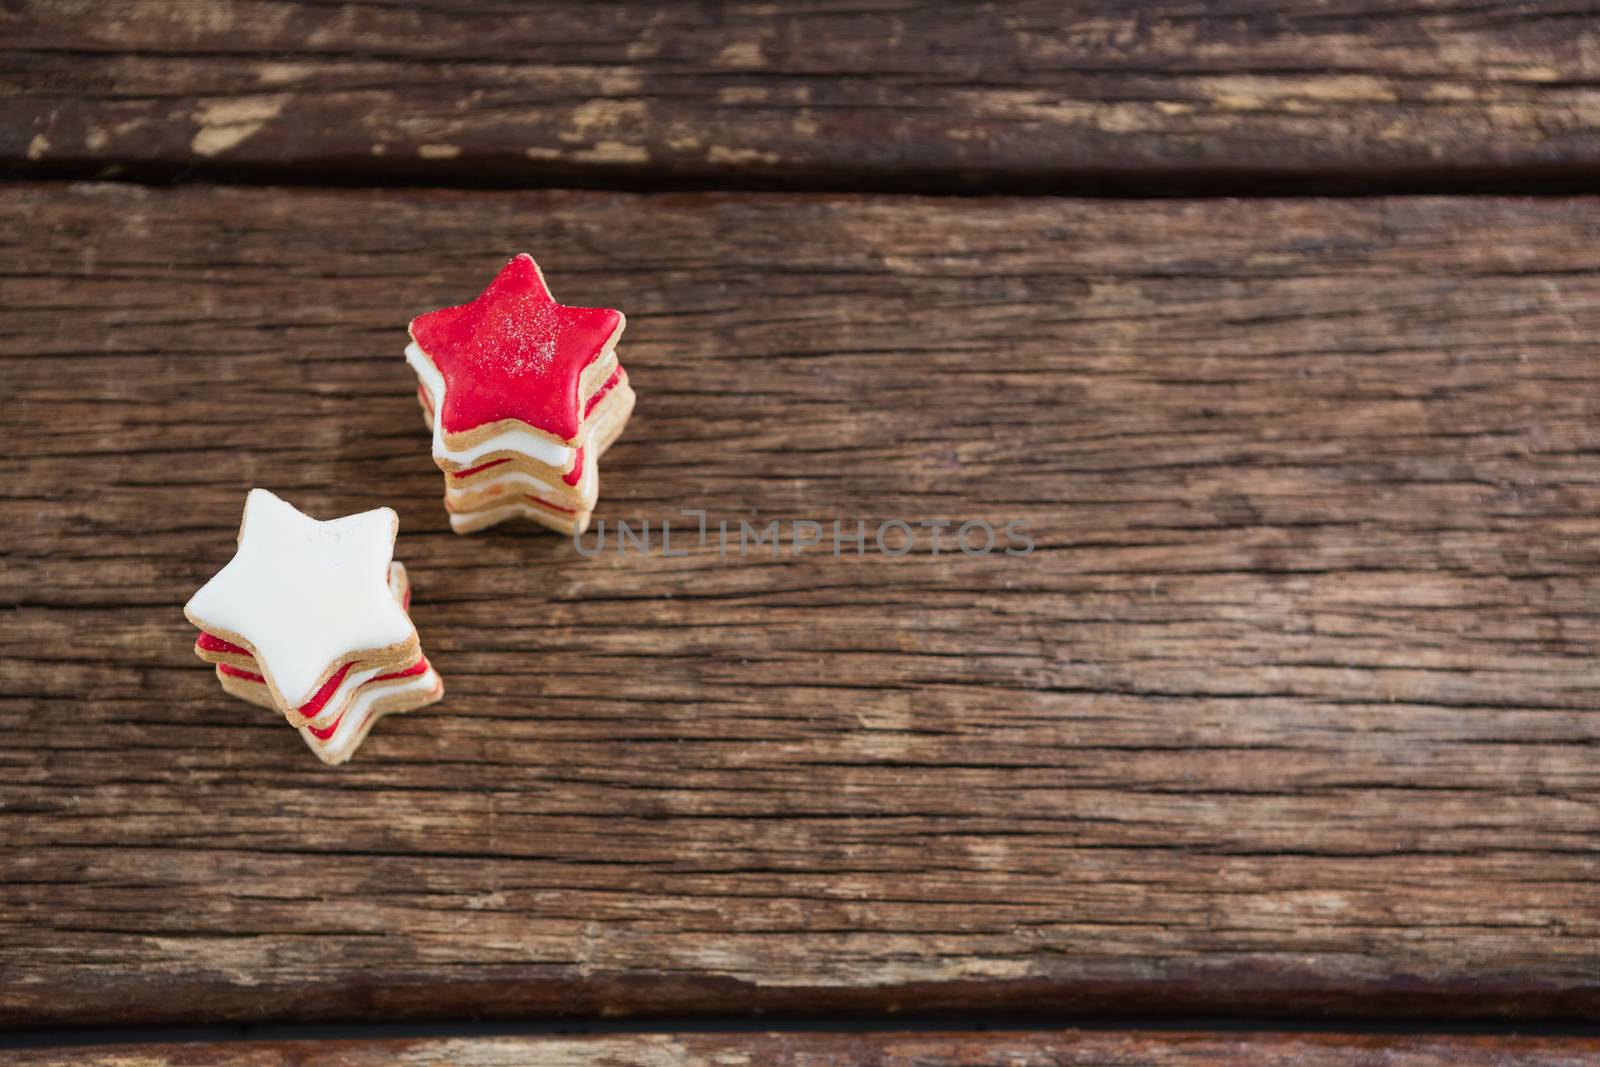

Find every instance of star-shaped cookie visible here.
[409,253,625,445]
[185,489,419,708]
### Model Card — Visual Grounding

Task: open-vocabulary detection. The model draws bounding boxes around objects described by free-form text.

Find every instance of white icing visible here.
[444,457,596,506]
[449,499,587,534]
[186,489,416,708]
[406,342,575,469]
[205,563,408,680]
[300,665,441,762]
[447,468,556,498]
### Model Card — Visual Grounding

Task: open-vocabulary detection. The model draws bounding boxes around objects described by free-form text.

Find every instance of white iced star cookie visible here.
[185,489,420,709]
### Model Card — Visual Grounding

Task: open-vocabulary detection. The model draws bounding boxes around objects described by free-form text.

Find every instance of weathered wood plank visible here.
[8,1030,1600,1067]
[1,184,1597,1025]
[4,1,1600,189]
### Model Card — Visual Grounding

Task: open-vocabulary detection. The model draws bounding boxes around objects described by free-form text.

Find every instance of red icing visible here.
[209,645,355,717]
[196,632,250,657]
[449,457,512,480]
[305,717,342,742]
[306,658,432,741]
[584,365,624,419]
[374,658,429,684]
[221,656,432,741]
[563,448,585,488]
[410,254,623,443]
[525,496,577,515]
[295,662,356,717]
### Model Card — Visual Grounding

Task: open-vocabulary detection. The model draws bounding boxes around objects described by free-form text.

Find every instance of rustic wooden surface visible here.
[5,1,1600,190]
[2,183,1597,1027]
[9,1030,1600,1067]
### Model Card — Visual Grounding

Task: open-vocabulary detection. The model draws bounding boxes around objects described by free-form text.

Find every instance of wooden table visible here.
[3,3,1598,1063]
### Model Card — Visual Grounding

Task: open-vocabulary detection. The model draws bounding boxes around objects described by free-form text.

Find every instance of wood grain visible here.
[5,1,1600,190]
[1,183,1598,1026]
[9,1030,1600,1067]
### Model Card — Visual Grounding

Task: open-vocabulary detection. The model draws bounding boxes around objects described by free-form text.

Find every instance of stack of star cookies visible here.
[405,253,635,536]
[185,489,444,765]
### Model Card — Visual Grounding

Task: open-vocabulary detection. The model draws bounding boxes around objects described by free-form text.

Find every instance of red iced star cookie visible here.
[409,254,625,443]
